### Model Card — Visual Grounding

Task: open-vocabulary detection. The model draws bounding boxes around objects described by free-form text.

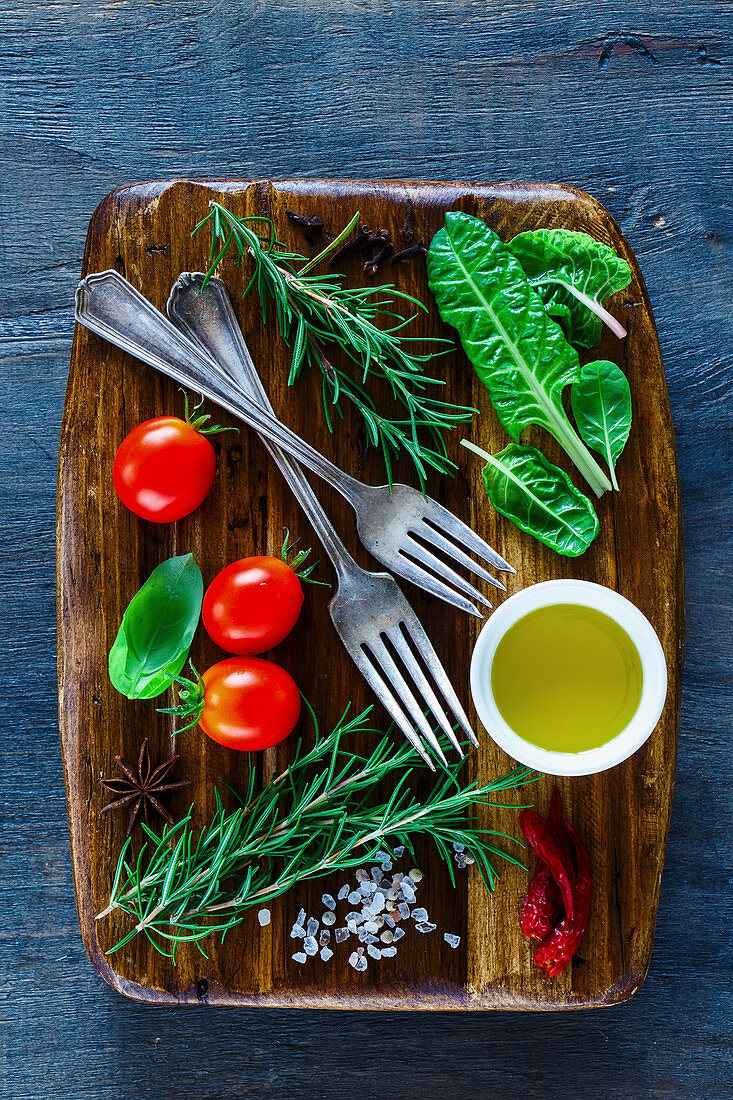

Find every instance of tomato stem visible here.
[280,528,329,586]
[181,389,238,437]
[158,662,206,732]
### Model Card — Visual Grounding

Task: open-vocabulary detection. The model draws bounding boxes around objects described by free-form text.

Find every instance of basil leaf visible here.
[463,440,599,557]
[427,212,611,497]
[570,360,632,491]
[507,228,631,347]
[108,554,203,699]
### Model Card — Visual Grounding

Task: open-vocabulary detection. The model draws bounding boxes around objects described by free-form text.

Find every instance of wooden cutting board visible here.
[57,178,683,1009]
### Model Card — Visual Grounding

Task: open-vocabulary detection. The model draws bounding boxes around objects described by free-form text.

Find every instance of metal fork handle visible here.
[165,272,357,579]
[74,270,370,511]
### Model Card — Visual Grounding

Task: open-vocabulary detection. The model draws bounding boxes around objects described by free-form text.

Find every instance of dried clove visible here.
[364,242,393,274]
[390,239,428,264]
[286,209,324,232]
[329,222,372,265]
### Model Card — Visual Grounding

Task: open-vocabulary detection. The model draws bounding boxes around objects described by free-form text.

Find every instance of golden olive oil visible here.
[490,603,643,753]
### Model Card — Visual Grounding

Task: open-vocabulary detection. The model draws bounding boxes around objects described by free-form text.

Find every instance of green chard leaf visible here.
[462,440,599,557]
[109,554,203,700]
[507,228,631,347]
[570,360,632,491]
[427,212,611,497]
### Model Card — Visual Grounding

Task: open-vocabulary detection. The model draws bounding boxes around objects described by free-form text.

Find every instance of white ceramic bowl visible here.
[470,579,668,776]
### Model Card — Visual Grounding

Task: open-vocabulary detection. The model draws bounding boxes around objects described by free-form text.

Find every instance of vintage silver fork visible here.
[77,271,513,614]
[165,274,513,617]
[75,269,477,767]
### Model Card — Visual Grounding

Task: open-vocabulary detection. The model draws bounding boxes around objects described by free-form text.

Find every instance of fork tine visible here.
[387,628,464,756]
[349,646,436,770]
[421,507,515,574]
[400,606,479,747]
[400,541,493,610]
[414,523,506,592]
[367,638,449,766]
[394,560,485,618]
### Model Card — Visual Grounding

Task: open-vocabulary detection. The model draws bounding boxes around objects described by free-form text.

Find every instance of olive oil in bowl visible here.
[490,604,643,753]
[470,581,667,776]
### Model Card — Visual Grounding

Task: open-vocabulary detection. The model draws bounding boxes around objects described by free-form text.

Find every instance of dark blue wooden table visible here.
[1,3,731,1096]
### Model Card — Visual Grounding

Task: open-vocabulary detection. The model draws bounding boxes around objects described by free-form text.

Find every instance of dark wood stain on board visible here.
[57,178,683,1010]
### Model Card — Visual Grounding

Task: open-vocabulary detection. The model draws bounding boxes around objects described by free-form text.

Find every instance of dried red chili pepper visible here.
[521,864,563,939]
[519,787,564,939]
[519,807,575,920]
[534,822,592,977]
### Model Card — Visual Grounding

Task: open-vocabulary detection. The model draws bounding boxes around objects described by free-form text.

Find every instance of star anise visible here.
[100,739,191,837]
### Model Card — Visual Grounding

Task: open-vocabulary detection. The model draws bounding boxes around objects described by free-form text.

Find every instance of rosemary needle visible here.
[98,701,536,959]
[192,203,476,489]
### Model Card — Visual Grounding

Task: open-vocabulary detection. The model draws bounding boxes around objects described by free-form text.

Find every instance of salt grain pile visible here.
[280,846,464,971]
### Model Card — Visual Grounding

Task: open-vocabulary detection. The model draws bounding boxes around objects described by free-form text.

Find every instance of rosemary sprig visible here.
[98,701,535,959]
[192,203,476,488]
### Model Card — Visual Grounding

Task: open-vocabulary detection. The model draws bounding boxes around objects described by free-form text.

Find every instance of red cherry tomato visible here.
[199,657,301,751]
[203,556,304,655]
[113,416,216,523]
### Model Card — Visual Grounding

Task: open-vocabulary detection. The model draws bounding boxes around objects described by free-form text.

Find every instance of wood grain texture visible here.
[57,178,683,1009]
[2,0,731,1095]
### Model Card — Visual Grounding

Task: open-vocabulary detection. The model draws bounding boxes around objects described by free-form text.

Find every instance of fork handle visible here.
[74,270,369,511]
[165,272,358,579]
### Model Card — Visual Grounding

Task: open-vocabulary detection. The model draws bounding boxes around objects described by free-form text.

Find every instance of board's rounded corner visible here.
[83,935,176,1005]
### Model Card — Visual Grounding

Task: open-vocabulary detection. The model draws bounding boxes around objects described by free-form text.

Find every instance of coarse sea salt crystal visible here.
[398,902,410,919]
[348,951,361,969]
[320,945,333,962]
[296,907,306,927]
[394,846,405,858]
[337,884,350,900]
[290,924,305,939]
[380,860,393,872]
[380,929,394,943]
[322,910,336,926]
[348,890,362,905]
[381,945,397,957]
[452,842,465,853]
[401,883,416,903]
[408,868,423,883]
[355,956,368,972]
[335,926,350,943]
[383,914,395,928]
[454,852,467,869]
[372,892,385,911]
[375,850,390,862]
[370,866,382,879]
[347,920,358,934]
[306,917,319,937]
[363,920,379,934]
[392,927,405,942]
[415,921,437,933]
[367,944,382,960]
[303,936,318,955]
[355,869,368,882]
[412,907,428,923]
[257,909,271,927]
[321,893,336,910]
[292,952,307,964]
[444,933,461,949]
[319,929,331,946]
